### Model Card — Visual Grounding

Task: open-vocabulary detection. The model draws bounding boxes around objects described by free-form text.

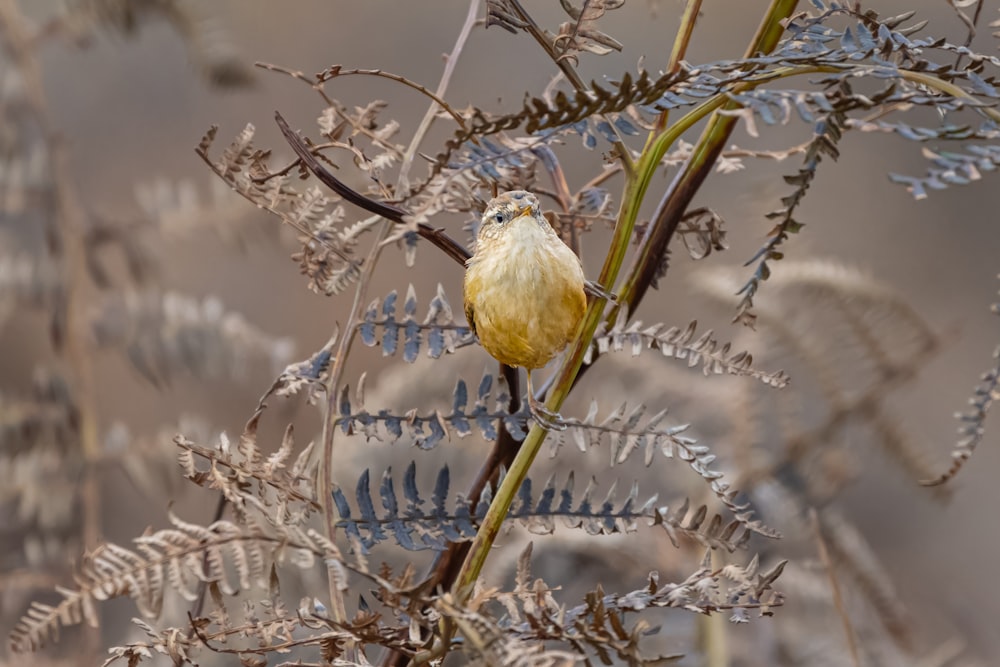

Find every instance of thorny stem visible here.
[0,0,102,662]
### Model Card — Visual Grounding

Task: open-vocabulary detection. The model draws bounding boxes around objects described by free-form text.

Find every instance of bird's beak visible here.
[516,205,533,218]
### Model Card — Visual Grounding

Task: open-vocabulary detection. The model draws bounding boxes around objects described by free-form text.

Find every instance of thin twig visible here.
[274,5,481,659]
[810,509,862,667]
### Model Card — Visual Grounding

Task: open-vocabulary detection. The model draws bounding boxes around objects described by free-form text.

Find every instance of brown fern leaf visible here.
[176,423,320,527]
[554,0,625,62]
[8,513,326,653]
[196,124,372,295]
[655,497,752,552]
[491,546,785,662]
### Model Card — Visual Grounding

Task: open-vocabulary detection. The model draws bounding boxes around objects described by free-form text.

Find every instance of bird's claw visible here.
[527,398,567,431]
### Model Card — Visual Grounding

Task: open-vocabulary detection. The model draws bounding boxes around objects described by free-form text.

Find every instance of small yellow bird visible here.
[463,190,587,423]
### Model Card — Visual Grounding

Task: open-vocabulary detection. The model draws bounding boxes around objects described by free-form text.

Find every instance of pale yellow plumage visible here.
[463,191,586,418]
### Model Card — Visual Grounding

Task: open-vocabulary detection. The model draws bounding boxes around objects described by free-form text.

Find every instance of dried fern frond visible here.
[404,131,546,225]
[334,464,635,552]
[437,592,583,667]
[587,315,789,388]
[489,546,785,663]
[734,106,847,326]
[336,370,777,538]
[553,0,625,62]
[923,278,1000,486]
[89,289,295,386]
[8,512,333,653]
[196,124,371,295]
[177,421,319,526]
[269,331,338,404]
[696,259,944,492]
[335,371,528,448]
[551,399,779,539]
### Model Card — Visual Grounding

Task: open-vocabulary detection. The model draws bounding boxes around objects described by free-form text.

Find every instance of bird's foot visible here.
[584,279,618,303]
[527,397,567,431]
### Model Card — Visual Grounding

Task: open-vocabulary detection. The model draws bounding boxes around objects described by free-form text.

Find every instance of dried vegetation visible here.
[2,1,998,666]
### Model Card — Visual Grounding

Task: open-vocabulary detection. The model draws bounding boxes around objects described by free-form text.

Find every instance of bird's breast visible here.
[464,219,586,370]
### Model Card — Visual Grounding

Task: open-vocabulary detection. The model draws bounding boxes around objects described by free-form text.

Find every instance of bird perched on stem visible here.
[464,190,588,426]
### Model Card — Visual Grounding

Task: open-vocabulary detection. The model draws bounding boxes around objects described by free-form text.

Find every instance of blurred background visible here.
[2,1,999,665]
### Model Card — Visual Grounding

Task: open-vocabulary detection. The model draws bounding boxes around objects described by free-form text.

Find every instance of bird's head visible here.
[477,190,545,242]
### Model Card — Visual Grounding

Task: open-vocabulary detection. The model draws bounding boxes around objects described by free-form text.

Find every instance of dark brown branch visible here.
[274,111,471,266]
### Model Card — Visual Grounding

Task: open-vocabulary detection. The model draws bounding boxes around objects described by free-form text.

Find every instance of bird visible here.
[463,190,587,426]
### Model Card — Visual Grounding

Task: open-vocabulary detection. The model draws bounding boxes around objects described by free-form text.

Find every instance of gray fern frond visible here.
[587,315,789,388]
[268,333,337,404]
[337,373,777,539]
[735,106,847,326]
[889,145,1000,200]
[336,371,527,448]
[360,284,474,362]
[89,290,295,386]
[923,279,1000,486]
[552,400,780,539]
[8,512,330,653]
[333,462,752,554]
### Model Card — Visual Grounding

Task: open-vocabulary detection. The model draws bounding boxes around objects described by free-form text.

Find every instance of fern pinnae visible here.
[735,106,847,326]
[331,462,737,553]
[9,513,312,654]
[551,398,779,539]
[923,279,1000,486]
[587,314,790,388]
[335,371,530,448]
[359,284,474,362]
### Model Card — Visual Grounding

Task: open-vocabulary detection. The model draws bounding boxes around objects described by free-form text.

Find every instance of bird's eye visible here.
[494,212,505,224]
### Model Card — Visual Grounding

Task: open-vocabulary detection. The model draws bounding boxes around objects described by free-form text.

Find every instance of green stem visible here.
[452,0,801,602]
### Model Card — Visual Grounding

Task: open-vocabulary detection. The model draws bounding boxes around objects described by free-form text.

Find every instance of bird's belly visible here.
[465,241,586,370]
